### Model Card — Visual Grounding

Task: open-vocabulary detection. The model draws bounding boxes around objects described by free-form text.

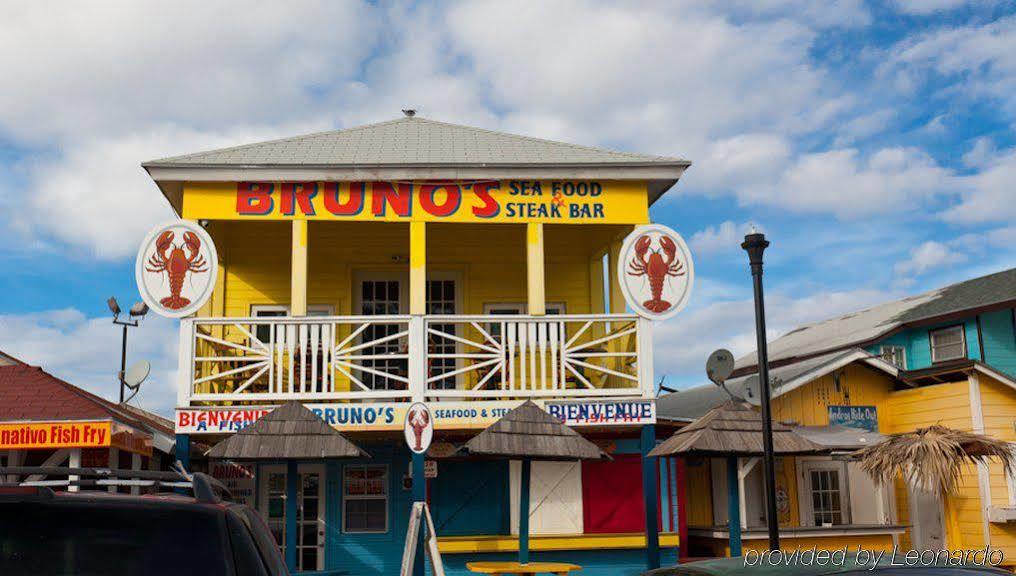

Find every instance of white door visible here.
[510,460,584,535]
[258,464,326,572]
[354,272,408,391]
[909,487,945,550]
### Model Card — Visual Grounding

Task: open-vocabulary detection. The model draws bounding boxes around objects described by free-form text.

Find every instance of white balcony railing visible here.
[177,314,653,406]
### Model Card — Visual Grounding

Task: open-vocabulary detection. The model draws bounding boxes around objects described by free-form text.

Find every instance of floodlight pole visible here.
[112,316,139,403]
[741,232,780,551]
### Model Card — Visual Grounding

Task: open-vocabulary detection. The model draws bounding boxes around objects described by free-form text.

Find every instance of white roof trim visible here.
[972,363,1016,393]
[772,349,900,400]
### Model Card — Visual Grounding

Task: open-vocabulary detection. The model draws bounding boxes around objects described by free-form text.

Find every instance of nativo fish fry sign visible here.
[136,220,218,318]
[181,180,649,224]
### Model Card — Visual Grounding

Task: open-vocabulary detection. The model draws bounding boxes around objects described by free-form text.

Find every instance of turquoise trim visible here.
[641,425,660,569]
[727,456,741,557]
[519,459,531,564]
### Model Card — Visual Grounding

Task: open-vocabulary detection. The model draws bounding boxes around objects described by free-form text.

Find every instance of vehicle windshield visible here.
[0,500,229,576]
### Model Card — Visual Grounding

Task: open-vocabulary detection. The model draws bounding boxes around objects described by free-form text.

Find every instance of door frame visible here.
[257,463,327,572]
[798,457,852,527]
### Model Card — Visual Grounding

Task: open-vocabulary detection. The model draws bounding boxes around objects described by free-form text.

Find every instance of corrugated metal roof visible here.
[656,348,899,422]
[144,116,687,167]
[734,267,1016,372]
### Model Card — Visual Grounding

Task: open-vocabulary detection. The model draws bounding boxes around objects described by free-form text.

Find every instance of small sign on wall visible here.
[828,405,878,432]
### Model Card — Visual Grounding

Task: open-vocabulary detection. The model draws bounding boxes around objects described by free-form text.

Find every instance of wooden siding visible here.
[981,309,1016,378]
[976,373,1016,559]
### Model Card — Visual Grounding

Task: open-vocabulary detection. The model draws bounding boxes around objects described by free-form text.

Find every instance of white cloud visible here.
[742,147,955,218]
[894,240,967,277]
[892,0,978,15]
[888,15,1016,116]
[690,221,760,255]
[0,2,379,142]
[0,309,179,416]
[9,124,318,260]
[655,286,890,389]
[945,147,1016,223]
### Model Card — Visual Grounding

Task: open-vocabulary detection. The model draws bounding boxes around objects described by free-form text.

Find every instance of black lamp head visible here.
[741,232,769,265]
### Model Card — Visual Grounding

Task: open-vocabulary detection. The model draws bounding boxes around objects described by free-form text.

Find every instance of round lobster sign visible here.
[135,220,218,319]
[403,402,433,455]
[617,224,694,321]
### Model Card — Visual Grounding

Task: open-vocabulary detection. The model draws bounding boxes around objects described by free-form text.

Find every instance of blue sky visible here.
[0,0,1014,415]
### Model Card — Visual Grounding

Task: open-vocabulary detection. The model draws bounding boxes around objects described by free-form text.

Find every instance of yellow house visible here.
[143,114,691,575]
[658,268,1016,563]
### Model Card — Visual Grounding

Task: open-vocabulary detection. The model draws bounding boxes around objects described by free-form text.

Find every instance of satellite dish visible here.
[706,349,735,386]
[123,360,151,390]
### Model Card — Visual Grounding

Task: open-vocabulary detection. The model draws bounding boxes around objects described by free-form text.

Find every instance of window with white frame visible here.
[251,305,334,343]
[343,465,388,533]
[930,325,966,363]
[879,345,907,369]
[800,460,849,527]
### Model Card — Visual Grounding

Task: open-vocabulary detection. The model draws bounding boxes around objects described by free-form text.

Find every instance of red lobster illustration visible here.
[145,230,208,310]
[407,405,430,452]
[627,234,685,313]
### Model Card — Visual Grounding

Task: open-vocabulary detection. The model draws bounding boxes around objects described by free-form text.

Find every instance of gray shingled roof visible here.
[145,116,687,168]
[734,267,1016,373]
[657,348,899,422]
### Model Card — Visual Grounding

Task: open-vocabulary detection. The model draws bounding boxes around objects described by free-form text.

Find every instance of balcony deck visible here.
[178,313,654,407]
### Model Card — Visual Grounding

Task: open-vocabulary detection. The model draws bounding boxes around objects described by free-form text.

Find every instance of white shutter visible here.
[510,460,584,535]
[847,461,882,524]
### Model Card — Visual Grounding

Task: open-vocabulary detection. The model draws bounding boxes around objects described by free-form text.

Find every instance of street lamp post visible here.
[107,297,148,403]
[741,232,780,551]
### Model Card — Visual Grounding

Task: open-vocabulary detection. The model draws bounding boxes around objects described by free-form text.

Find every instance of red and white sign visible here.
[136,220,218,318]
[618,224,694,321]
[403,402,433,454]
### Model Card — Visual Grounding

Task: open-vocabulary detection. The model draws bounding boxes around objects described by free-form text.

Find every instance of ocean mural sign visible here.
[828,405,879,432]
[175,399,655,434]
[135,220,218,318]
[181,180,649,224]
[618,223,694,321]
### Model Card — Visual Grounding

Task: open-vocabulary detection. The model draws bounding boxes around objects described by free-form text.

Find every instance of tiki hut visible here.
[854,424,1015,548]
[207,401,367,460]
[648,401,828,557]
[459,401,606,564]
[648,401,828,458]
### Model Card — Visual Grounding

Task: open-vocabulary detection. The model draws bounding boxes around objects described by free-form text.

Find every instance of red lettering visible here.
[280,182,317,216]
[371,182,412,217]
[237,183,274,215]
[323,182,365,215]
[419,184,461,217]
[471,181,500,218]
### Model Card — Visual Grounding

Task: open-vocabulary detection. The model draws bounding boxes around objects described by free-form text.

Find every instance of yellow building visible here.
[144,114,691,575]
[658,269,1016,563]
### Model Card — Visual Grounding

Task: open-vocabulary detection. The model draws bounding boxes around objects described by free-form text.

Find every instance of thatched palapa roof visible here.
[207,401,368,460]
[459,401,605,461]
[855,424,1015,494]
[649,401,828,458]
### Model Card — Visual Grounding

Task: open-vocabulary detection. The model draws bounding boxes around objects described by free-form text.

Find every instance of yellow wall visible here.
[976,374,1016,561]
[885,381,972,550]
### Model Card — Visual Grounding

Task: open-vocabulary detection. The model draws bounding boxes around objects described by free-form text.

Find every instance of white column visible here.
[409,316,426,403]
[131,453,142,496]
[108,447,119,493]
[178,319,194,407]
[637,317,655,398]
[68,449,81,492]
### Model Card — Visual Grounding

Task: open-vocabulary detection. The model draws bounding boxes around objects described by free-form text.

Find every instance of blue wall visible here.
[430,460,509,536]
[981,309,1016,378]
[867,317,994,371]
[326,443,413,576]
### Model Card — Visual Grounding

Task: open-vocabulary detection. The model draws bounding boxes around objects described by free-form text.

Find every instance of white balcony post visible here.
[177,318,194,408]
[637,317,655,398]
[409,316,426,403]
